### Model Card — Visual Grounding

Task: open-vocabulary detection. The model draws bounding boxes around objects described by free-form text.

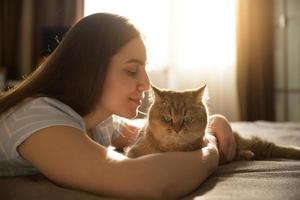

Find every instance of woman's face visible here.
[99,38,150,119]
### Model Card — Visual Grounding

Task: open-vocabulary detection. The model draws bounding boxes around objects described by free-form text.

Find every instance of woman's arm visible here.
[207,114,236,164]
[18,126,219,199]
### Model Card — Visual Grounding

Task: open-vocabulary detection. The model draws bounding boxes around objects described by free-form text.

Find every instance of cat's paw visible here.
[125,147,139,158]
[235,150,255,161]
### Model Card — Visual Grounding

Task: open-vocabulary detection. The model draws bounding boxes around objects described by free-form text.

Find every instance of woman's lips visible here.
[129,98,142,106]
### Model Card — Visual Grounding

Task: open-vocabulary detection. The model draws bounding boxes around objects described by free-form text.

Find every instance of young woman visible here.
[0,13,235,199]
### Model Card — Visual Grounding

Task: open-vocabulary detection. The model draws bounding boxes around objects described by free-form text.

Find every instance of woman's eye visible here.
[125,67,138,76]
[126,70,137,75]
[163,115,172,123]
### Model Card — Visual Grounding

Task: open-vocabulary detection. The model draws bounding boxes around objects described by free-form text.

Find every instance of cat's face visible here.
[148,85,207,149]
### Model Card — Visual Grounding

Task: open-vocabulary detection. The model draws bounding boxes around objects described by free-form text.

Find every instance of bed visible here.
[1,121,300,200]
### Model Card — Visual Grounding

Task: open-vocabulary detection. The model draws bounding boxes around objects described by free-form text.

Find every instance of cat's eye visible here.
[183,115,192,123]
[163,115,172,123]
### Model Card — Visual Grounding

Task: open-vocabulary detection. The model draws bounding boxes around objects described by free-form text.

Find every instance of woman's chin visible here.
[118,110,138,119]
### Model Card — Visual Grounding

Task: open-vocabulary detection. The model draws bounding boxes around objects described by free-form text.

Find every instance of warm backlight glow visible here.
[84,0,236,70]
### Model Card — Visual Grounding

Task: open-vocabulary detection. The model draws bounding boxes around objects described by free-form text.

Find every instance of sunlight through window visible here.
[84,0,169,70]
[84,0,236,70]
[174,0,236,69]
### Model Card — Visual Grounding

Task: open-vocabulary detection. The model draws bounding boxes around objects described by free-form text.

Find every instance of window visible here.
[84,0,236,71]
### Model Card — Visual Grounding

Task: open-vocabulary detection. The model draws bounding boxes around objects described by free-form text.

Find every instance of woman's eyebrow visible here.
[125,58,147,66]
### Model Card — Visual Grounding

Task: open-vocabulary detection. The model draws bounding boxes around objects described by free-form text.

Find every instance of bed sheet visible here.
[184,121,300,200]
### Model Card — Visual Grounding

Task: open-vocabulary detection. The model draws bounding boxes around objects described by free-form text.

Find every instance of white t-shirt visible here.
[0,97,122,168]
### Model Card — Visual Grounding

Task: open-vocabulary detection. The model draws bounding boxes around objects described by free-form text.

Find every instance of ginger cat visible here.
[125,85,300,161]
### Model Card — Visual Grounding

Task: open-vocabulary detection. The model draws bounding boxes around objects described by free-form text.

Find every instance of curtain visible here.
[0,0,23,79]
[33,0,84,69]
[167,0,240,121]
[236,0,275,121]
[0,0,84,80]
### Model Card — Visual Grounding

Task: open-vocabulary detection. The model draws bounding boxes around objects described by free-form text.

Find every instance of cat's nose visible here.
[174,125,182,133]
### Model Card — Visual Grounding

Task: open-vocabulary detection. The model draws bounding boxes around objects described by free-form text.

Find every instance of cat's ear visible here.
[193,84,206,102]
[151,85,163,102]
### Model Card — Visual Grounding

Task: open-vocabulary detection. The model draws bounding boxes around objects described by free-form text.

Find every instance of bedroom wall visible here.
[274,0,300,121]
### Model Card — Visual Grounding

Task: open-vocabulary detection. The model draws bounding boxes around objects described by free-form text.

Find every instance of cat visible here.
[125,85,300,161]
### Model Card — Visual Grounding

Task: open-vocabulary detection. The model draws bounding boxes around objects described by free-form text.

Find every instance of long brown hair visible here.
[0,13,141,116]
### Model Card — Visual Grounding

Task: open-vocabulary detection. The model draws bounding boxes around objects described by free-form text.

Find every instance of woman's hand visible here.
[202,133,218,150]
[206,114,236,164]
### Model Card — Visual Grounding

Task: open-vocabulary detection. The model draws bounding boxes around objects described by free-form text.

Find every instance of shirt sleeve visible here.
[0,97,86,166]
[92,115,127,147]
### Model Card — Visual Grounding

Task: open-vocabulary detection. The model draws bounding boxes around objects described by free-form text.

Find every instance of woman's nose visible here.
[137,70,150,92]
